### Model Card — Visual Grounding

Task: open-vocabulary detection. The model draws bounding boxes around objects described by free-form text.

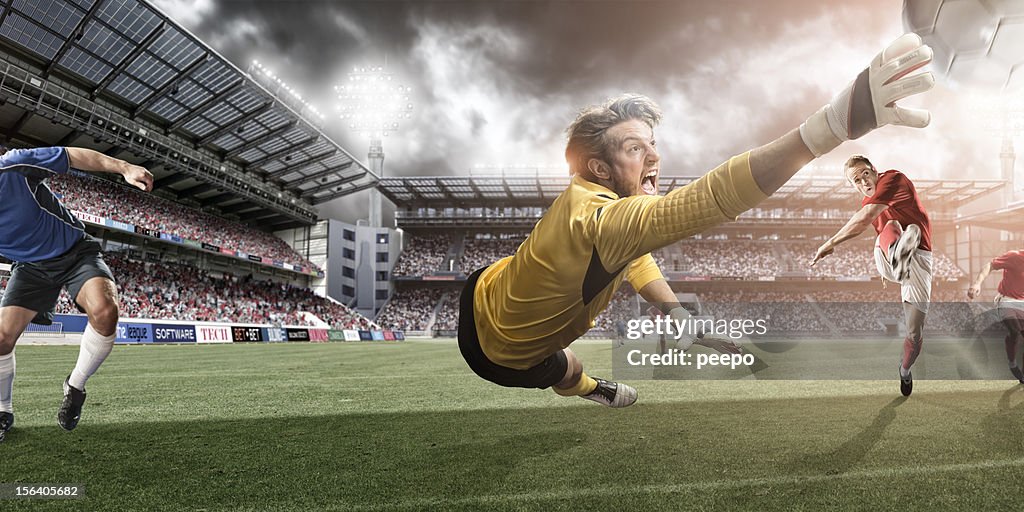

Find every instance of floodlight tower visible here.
[971,94,1024,204]
[335,67,413,227]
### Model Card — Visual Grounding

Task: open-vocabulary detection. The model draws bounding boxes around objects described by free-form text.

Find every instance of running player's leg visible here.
[68,276,118,389]
[0,261,62,439]
[877,220,903,262]
[874,236,900,284]
[898,250,931,396]
[58,275,118,431]
[1000,305,1024,382]
[0,306,38,424]
[901,301,926,369]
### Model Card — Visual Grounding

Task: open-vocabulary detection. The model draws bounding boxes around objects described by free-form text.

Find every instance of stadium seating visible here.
[392,234,451,276]
[44,253,372,329]
[459,235,526,274]
[433,293,460,334]
[389,233,966,280]
[786,240,965,279]
[666,240,780,277]
[376,288,446,331]
[47,174,319,271]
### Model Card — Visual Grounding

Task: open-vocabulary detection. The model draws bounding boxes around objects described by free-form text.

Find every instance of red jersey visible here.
[993,250,1024,299]
[862,170,931,251]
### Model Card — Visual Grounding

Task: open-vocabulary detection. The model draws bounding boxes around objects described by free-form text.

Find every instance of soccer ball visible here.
[902,0,1024,92]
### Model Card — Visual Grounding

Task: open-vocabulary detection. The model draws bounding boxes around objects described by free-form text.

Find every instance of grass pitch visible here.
[2,339,1023,511]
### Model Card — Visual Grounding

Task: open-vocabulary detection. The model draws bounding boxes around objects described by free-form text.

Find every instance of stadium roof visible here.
[379,174,1005,211]
[0,0,376,229]
[956,200,1024,231]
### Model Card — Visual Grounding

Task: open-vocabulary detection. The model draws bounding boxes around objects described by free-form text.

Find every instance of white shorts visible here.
[874,246,932,313]
[996,294,1024,323]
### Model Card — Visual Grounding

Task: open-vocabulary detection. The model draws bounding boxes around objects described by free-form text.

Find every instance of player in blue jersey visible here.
[0,145,152,442]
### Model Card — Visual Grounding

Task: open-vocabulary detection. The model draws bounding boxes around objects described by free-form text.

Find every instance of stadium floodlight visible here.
[963,93,1024,201]
[335,66,414,226]
[335,66,413,138]
[248,60,326,122]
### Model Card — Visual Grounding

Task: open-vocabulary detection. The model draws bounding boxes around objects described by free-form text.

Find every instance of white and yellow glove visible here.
[670,307,744,354]
[668,306,699,351]
[800,33,936,157]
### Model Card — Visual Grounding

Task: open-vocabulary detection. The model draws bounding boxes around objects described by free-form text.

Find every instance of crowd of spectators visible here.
[47,174,318,271]
[786,241,879,277]
[699,291,825,332]
[696,289,989,334]
[432,293,460,334]
[391,233,965,281]
[376,288,445,331]
[391,234,451,276]
[593,290,638,332]
[666,241,780,277]
[787,240,965,279]
[459,235,527,274]
[932,253,965,279]
[37,252,372,329]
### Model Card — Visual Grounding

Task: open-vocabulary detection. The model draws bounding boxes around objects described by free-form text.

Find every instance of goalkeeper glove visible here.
[800,33,935,157]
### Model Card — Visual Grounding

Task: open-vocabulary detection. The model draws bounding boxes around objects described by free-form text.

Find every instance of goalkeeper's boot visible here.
[57,375,86,431]
[582,378,637,408]
[0,411,12,443]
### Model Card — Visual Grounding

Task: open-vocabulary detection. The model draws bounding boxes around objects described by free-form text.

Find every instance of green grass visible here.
[2,340,1023,511]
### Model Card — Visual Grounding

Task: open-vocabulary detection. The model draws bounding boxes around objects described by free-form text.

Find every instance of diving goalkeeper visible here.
[457,34,935,407]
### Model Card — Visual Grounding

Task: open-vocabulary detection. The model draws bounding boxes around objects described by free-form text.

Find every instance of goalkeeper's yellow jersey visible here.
[471,152,767,369]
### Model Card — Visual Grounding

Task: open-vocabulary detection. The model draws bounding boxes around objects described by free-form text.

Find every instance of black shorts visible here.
[457,266,568,389]
[0,236,114,325]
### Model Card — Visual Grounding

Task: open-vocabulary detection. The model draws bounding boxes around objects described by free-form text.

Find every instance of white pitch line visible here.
[341,456,1024,511]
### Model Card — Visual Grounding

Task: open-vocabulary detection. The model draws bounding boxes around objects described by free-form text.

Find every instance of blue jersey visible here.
[0,147,86,262]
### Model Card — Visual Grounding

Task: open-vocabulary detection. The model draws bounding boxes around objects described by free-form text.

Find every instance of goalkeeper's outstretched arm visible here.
[593,34,934,272]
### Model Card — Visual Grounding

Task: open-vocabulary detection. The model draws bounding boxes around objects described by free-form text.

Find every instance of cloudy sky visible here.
[149,0,1019,222]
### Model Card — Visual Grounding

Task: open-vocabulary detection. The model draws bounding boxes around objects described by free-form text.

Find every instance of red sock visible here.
[902,336,922,369]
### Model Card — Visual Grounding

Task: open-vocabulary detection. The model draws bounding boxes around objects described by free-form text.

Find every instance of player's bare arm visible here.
[812,203,889,266]
[968,261,993,300]
[65,147,154,192]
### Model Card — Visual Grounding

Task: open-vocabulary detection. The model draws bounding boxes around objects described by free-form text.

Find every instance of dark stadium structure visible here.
[0,0,378,232]
[0,0,380,329]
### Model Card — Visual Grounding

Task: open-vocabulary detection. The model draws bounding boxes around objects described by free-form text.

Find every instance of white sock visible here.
[899,365,911,378]
[0,351,14,413]
[68,324,115,390]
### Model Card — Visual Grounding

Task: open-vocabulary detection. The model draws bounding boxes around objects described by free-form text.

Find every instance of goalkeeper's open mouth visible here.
[641,169,659,195]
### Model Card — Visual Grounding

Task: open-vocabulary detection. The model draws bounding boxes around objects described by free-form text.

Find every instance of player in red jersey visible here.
[811,155,932,396]
[968,250,1024,383]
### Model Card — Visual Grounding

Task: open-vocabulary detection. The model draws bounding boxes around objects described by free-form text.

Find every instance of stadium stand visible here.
[459,234,527,274]
[786,240,964,279]
[43,253,372,329]
[48,174,318,271]
[392,234,451,276]
[433,293,460,334]
[376,288,445,331]
[388,232,966,280]
[667,240,780,277]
